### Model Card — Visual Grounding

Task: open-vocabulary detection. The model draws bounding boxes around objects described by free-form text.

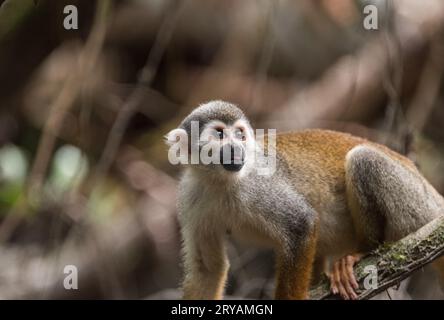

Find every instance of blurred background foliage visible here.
[0,0,443,299]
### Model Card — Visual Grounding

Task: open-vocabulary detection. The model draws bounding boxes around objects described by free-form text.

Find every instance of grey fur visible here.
[177,132,316,249]
[345,145,444,246]
[180,100,247,137]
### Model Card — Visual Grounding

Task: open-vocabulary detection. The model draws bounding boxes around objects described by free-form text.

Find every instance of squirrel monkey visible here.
[165,100,444,300]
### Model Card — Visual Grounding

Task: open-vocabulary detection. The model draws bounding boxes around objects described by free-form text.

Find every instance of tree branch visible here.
[310,215,444,300]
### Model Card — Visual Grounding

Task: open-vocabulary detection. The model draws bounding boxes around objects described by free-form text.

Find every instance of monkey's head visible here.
[165,101,256,176]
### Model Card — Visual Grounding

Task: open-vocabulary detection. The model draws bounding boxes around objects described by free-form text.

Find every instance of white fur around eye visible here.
[165,128,188,147]
[201,121,226,142]
[201,127,219,142]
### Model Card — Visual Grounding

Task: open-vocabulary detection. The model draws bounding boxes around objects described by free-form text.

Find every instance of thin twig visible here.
[27,0,111,196]
[89,0,184,191]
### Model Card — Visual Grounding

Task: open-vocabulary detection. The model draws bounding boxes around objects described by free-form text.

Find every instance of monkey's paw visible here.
[328,253,363,300]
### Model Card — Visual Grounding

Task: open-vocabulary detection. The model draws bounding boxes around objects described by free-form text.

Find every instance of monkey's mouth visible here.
[220,145,245,172]
[222,162,244,172]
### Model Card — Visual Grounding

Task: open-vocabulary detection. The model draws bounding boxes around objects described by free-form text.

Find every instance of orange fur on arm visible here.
[274,229,318,300]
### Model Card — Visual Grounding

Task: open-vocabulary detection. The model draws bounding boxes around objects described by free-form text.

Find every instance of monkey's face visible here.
[165,118,255,176]
[165,101,258,177]
[199,120,252,173]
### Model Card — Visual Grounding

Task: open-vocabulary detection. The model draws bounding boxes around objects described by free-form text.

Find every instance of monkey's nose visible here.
[220,144,245,172]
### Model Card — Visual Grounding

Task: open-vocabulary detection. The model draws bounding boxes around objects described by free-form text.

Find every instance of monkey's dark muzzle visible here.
[220,144,245,172]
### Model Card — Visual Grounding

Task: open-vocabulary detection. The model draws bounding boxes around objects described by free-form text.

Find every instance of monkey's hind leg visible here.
[335,145,444,299]
[346,145,443,244]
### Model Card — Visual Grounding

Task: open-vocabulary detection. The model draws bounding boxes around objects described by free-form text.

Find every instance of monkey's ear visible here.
[164,128,188,147]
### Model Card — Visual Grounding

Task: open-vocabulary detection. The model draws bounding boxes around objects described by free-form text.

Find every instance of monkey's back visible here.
[275,129,364,212]
[274,129,418,256]
[276,129,415,195]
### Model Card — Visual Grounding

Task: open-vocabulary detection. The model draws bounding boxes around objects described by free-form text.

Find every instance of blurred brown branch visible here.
[27,0,112,196]
[267,0,444,133]
[90,0,184,191]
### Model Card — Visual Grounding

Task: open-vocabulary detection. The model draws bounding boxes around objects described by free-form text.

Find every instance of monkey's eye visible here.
[234,128,245,141]
[214,128,224,139]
